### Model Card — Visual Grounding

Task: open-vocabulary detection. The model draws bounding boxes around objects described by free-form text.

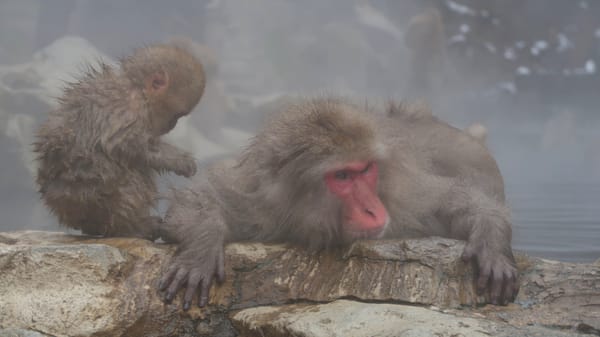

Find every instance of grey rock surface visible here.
[232,300,587,337]
[0,231,598,337]
[0,329,51,337]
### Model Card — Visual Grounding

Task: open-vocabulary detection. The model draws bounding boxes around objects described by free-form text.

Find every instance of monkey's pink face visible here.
[325,161,389,240]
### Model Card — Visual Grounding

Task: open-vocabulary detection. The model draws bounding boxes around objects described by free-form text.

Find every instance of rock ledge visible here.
[0,231,598,337]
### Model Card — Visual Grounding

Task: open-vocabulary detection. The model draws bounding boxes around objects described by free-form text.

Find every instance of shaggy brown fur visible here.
[34,43,205,239]
[158,97,518,310]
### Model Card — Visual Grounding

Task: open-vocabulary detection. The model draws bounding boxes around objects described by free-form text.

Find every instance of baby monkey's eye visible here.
[334,170,350,180]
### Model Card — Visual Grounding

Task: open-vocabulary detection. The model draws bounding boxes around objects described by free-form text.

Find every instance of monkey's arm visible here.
[441,185,519,305]
[158,186,227,310]
[147,141,197,177]
[100,111,196,177]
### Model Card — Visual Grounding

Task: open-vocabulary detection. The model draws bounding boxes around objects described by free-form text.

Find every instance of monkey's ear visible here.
[145,70,170,95]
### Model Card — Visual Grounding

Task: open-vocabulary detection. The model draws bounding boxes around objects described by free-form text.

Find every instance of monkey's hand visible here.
[147,141,197,177]
[461,241,519,305]
[172,154,197,178]
[159,245,225,310]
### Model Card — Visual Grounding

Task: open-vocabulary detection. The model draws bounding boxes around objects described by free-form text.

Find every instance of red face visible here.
[325,160,389,239]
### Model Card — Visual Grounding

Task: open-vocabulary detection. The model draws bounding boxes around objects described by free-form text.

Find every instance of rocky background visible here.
[0,232,599,337]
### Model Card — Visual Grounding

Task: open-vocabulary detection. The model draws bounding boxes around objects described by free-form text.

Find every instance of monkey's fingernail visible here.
[199,296,208,307]
[165,292,174,303]
[183,302,190,311]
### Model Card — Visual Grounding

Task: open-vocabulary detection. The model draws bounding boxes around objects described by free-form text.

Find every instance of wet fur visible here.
[34,44,205,239]
[161,97,518,307]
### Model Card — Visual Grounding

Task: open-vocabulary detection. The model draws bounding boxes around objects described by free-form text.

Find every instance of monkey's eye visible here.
[334,170,350,180]
[360,162,372,174]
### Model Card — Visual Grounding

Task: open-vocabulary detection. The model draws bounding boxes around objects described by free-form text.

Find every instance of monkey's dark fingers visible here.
[490,270,505,305]
[182,272,202,311]
[216,250,225,284]
[476,262,492,295]
[164,268,188,304]
[158,265,179,291]
[198,276,214,308]
[512,274,520,300]
[502,272,518,304]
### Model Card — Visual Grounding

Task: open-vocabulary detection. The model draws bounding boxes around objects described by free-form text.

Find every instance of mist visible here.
[0,0,598,262]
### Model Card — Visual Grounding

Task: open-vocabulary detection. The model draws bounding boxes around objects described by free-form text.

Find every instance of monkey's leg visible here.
[100,176,162,240]
[51,199,111,236]
[56,191,158,239]
[106,188,159,241]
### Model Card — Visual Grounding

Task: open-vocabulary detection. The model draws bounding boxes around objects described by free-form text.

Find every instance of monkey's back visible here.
[34,79,157,235]
[383,109,505,202]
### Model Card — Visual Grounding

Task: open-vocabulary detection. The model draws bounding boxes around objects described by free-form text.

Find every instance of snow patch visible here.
[449,34,466,44]
[484,42,497,54]
[585,60,596,74]
[573,60,597,75]
[446,0,476,16]
[499,81,517,95]
[556,33,573,52]
[530,40,548,56]
[516,66,531,76]
[504,47,516,60]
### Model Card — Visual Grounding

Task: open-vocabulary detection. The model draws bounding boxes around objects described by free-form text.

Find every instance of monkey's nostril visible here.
[365,208,375,218]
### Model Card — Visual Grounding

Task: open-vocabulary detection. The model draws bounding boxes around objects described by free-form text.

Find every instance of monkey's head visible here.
[168,37,220,78]
[250,98,390,247]
[121,44,206,136]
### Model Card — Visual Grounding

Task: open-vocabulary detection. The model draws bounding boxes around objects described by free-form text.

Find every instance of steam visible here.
[0,1,598,261]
